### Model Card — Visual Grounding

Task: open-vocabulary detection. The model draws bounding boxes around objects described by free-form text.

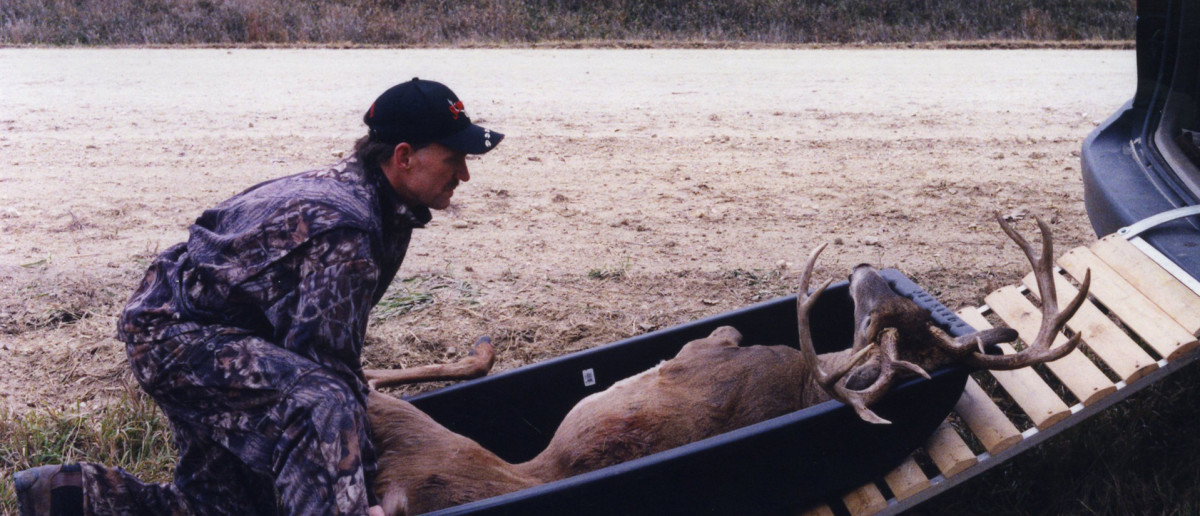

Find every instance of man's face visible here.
[393,143,470,210]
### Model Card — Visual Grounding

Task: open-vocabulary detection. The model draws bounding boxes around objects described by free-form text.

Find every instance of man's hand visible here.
[369,505,385,516]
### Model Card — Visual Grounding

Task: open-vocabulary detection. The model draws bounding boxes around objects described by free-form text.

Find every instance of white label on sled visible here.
[582,368,596,387]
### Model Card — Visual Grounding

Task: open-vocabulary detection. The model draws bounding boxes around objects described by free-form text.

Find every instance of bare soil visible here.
[0,48,1134,413]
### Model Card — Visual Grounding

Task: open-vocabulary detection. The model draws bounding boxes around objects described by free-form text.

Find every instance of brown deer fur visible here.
[369,326,858,515]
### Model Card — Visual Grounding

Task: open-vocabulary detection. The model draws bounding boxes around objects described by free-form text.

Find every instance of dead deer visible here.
[364,214,1090,515]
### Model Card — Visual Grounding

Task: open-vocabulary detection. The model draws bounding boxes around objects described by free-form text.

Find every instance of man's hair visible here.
[353,135,395,171]
[353,135,430,170]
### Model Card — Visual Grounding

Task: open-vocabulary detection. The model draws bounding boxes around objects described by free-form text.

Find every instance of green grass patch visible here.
[372,273,480,322]
[726,267,794,301]
[1,386,176,514]
[587,267,626,281]
[588,257,633,281]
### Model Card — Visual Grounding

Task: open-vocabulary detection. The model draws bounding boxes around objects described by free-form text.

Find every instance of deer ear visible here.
[842,361,881,390]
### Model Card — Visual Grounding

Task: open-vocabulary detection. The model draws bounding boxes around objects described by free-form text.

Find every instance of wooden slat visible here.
[1058,247,1199,360]
[954,378,1022,455]
[992,343,1074,424]
[956,308,1072,429]
[1022,271,1159,383]
[842,482,888,516]
[1091,234,1200,335]
[924,419,977,477]
[883,456,930,501]
[984,286,1116,406]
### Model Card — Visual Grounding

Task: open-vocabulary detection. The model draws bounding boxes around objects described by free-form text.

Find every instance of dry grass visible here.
[2,0,1134,46]
[0,265,129,336]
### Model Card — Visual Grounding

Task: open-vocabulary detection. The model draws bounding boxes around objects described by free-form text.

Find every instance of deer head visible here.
[797,213,1092,424]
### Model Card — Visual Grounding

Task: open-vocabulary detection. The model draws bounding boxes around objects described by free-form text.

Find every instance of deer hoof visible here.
[471,336,494,356]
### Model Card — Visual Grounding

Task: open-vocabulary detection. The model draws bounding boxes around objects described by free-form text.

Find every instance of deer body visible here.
[367,214,1089,515]
[370,327,860,515]
[531,326,823,478]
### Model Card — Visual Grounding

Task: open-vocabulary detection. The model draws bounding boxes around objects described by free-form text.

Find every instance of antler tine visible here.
[1007,267,1092,368]
[796,272,834,363]
[1048,268,1091,334]
[797,242,829,302]
[963,214,1092,370]
[994,213,1048,270]
[796,243,873,388]
[833,328,928,425]
[796,243,832,374]
[996,213,1057,311]
[930,323,1019,357]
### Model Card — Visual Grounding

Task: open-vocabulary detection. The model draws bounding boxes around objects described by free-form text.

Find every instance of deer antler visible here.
[796,243,876,389]
[931,213,1092,370]
[833,327,930,424]
[796,243,921,424]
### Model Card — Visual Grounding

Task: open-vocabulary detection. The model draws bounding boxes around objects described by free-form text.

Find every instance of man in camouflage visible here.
[14,78,503,516]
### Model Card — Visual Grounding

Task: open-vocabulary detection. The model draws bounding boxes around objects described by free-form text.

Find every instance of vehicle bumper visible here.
[1081,103,1200,281]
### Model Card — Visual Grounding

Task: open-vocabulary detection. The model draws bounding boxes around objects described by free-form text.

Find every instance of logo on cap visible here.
[448,99,466,120]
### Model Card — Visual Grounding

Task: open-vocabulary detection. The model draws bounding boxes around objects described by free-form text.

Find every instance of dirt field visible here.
[0,48,1134,414]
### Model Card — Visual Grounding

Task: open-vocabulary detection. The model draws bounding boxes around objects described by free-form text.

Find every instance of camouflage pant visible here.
[79,331,376,516]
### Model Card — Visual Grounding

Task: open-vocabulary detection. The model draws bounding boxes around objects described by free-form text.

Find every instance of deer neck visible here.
[803,347,867,404]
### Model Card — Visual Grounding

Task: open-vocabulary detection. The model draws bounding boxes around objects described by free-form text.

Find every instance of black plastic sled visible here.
[405,269,974,515]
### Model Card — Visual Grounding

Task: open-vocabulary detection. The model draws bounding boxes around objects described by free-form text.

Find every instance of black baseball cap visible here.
[363,78,504,154]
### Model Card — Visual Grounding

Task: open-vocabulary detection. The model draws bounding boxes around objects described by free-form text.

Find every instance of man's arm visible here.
[281,227,381,388]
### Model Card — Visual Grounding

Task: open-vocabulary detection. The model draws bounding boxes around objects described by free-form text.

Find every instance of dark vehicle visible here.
[1082,0,1200,282]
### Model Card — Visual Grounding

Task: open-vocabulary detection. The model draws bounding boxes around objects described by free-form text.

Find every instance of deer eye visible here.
[859,315,872,332]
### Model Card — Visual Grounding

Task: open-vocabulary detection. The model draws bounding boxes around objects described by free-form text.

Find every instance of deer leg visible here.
[365,336,497,389]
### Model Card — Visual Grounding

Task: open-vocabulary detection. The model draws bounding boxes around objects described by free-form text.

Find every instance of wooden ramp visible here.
[792,234,1200,516]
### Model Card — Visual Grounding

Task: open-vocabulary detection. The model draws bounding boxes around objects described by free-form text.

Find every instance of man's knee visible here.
[284,369,366,430]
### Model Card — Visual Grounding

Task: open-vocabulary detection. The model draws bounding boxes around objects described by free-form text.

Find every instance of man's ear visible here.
[381,142,416,193]
[389,142,415,172]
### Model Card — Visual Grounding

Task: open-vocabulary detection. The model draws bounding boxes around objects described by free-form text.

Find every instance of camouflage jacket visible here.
[117,156,430,400]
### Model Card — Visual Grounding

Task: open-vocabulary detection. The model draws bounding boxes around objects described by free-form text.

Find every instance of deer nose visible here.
[848,263,875,282]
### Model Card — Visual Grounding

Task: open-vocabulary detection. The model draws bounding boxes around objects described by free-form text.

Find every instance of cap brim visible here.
[438,124,504,154]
